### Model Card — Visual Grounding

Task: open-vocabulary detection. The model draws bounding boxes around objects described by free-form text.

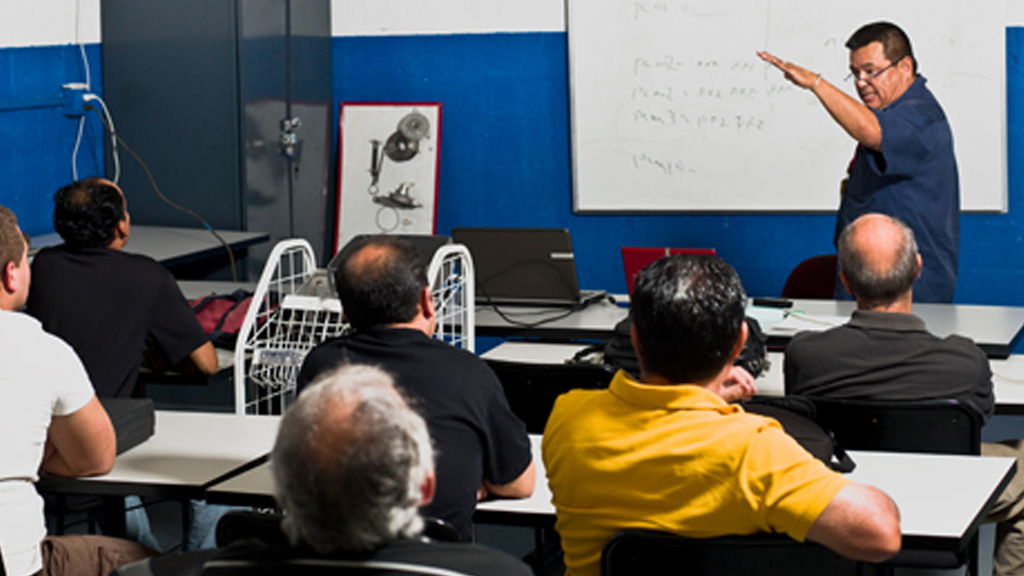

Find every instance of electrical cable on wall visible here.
[82,95,120,183]
[71,116,87,181]
[88,105,239,282]
[71,0,94,182]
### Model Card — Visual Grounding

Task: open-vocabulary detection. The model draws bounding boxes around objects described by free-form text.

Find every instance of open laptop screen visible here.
[453,227,599,306]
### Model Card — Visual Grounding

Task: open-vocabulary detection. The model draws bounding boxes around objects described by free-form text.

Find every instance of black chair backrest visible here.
[216,510,290,548]
[485,359,614,434]
[204,513,467,576]
[805,396,981,455]
[215,510,462,549]
[201,557,461,576]
[601,530,866,576]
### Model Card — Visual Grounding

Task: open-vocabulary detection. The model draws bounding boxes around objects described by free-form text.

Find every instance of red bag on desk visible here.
[190,289,253,349]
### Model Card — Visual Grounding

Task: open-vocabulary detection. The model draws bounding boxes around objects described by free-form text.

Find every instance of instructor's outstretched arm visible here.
[757,51,882,151]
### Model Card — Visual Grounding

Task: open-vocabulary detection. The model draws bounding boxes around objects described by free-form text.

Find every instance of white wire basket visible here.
[233,239,347,415]
[428,244,475,353]
[234,238,475,415]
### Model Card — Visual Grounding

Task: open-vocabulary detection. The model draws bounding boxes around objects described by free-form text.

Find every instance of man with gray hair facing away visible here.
[786,213,1024,575]
[115,364,532,576]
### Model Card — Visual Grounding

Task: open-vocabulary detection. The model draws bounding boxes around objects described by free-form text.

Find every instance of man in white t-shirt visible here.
[0,204,153,576]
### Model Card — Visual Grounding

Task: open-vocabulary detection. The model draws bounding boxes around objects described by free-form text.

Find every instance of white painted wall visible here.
[0,0,99,48]
[330,0,563,36]
[1010,2,1024,26]
[0,0,562,48]
[1,1,1019,47]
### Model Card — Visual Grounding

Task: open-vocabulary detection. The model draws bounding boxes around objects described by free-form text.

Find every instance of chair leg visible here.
[968,532,980,576]
[98,496,127,536]
[523,526,561,576]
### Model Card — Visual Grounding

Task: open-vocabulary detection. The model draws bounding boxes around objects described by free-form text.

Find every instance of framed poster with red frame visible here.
[335,102,442,253]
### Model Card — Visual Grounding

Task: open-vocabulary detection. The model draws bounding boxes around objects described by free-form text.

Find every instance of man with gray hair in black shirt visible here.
[116,364,532,576]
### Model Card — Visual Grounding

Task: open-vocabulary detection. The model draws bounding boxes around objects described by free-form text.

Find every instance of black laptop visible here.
[452,227,605,307]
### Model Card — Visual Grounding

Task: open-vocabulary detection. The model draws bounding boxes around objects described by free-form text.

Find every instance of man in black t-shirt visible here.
[297,236,535,541]
[27,178,217,398]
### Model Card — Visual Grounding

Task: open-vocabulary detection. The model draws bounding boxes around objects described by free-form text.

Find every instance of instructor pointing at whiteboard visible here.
[758,21,959,303]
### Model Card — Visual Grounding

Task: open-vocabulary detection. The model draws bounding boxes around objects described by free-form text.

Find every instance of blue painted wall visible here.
[0,44,104,236]
[3,30,1023,305]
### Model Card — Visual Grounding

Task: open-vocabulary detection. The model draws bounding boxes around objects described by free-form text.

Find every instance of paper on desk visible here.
[770,312,850,334]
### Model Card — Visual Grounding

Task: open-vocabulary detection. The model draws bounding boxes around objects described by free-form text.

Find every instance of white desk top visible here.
[483,342,1024,411]
[846,450,1014,542]
[990,355,1024,413]
[206,431,1014,554]
[477,298,1024,357]
[475,298,629,340]
[205,457,278,507]
[30,225,269,268]
[481,341,598,365]
[39,411,280,498]
[476,437,1014,554]
[205,438,559,514]
[748,300,1024,358]
[480,341,787,399]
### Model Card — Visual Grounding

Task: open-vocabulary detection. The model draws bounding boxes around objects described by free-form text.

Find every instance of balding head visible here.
[334,236,429,330]
[272,364,435,554]
[837,213,921,309]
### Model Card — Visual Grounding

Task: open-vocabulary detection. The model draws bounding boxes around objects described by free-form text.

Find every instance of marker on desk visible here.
[752,297,793,309]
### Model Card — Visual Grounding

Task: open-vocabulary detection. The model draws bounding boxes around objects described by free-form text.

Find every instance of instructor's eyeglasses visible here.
[846,59,900,84]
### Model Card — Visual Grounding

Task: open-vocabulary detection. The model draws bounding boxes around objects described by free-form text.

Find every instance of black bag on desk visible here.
[599,314,769,379]
[100,398,155,455]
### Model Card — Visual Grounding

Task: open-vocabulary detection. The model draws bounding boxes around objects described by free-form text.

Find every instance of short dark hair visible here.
[53,178,126,248]
[631,254,746,383]
[837,214,919,307]
[334,236,428,330]
[846,21,917,74]
[0,204,23,271]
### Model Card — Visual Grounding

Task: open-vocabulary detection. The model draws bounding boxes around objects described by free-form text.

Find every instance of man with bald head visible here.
[785,213,1024,575]
[297,235,534,542]
[27,178,217,399]
[784,213,989,413]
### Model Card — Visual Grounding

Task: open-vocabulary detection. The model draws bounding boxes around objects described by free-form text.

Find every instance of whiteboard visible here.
[568,0,1006,212]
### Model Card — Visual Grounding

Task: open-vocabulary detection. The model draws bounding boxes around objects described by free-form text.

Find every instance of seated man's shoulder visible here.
[939,332,987,357]
[932,334,991,383]
[36,245,171,284]
[111,249,171,274]
[788,325,846,347]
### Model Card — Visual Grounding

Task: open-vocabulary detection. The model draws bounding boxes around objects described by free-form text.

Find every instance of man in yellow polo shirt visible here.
[542,254,901,576]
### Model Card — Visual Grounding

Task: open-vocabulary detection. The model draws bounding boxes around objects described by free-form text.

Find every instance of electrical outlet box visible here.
[62,83,89,117]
